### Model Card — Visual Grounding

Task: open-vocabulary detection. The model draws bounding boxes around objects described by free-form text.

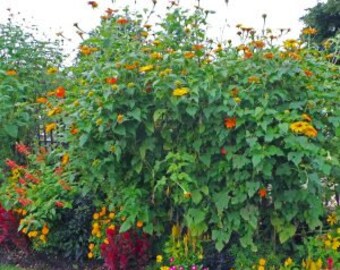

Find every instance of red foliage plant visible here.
[101,227,151,270]
[0,205,28,251]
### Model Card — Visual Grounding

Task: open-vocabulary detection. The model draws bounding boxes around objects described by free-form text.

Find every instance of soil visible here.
[0,246,105,270]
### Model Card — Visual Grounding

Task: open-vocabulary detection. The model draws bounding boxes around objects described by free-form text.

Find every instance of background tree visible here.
[301,0,340,44]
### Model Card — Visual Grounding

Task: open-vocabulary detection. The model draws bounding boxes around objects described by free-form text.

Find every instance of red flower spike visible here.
[220,147,227,156]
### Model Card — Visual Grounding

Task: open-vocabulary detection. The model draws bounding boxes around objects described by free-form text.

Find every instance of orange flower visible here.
[252,40,265,49]
[6,70,17,76]
[70,127,79,135]
[42,225,49,235]
[79,45,98,56]
[117,17,128,25]
[301,113,312,122]
[61,153,70,166]
[136,220,144,228]
[244,50,253,59]
[55,86,66,98]
[224,117,237,129]
[248,76,260,84]
[105,77,118,84]
[231,88,239,97]
[88,1,98,8]
[125,63,138,70]
[263,52,274,59]
[304,70,313,77]
[304,125,318,138]
[258,188,267,198]
[36,97,48,103]
[192,44,204,51]
[302,27,317,35]
[184,51,195,59]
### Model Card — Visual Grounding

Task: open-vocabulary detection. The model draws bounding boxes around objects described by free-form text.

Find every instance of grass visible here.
[0,266,23,270]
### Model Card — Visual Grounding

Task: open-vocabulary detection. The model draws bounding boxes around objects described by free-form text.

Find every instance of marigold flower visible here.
[136,220,144,228]
[47,107,62,117]
[252,40,265,49]
[150,52,163,60]
[42,225,49,235]
[248,76,260,84]
[45,123,57,133]
[88,243,95,250]
[61,153,70,166]
[36,97,48,103]
[156,255,163,263]
[139,65,154,73]
[192,44,204,51]
[28,231,38,238]
[184,51,195,59]
[70,126,79,135]
[259,258,266,266]
[258,266,265,270]
[79,45,98,55]
[93,213,100,220]
[302,27,317,35]
[88,252,94,259]
[47,67,58,74]
[117,17,128,24]
[303,125,317,138]
[327,213,337,226]
[301,113,312,122]
[172,87,189,97]
[125,63,138,70]
[284,257,293,267]
[283,39,299,50]
[290,121,308,134]
[263,52,274,59]
[258,188,267,198]
[103,238,109,245]
[304,69,313,77]
[105,77,118,84]
[109,212,115,219]
[6,70,17,76]
[117,114,124,124]
[88,1,98,8]
[18,198,33,207]
[55,86,66,98]
[244,50,253,59]
[224,117,236,129]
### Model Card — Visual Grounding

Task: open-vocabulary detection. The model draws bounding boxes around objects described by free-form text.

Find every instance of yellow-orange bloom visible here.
[139,65,154,73]
[136,220,144,228]
[6,70,17,76]
[252,40,265,49]
[47,67,58,74]
[284,257,293,267]
[42,225,49,235]
[36,97,48,104]
[172,87,189,97]
[117,17,128,25]
[304,69,313,77]
[117,114,124,124]
[61,153,70,166]
[184,51,195,59]
[45,123,57,133]
[79,45,98,56]
[248,76,260,84]
[326,213,337,226]
[259,258,266,266]
[302,27,317,35]
[224,117,237,129]
[301,113,312,122]
[263,52,274,59]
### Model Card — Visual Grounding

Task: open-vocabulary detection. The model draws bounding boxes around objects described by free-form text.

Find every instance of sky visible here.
[0,0,323,60]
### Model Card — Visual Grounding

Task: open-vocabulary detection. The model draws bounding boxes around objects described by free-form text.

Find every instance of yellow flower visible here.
[45,123,57,133]
[96,118,103,126]
[184,51,195,59]
[283,39,299,50]
[156,255,163,263]
[172,87,189,97]
[61,153,70,166]
[93,213,100,220]
[88,243,95,250]
[47,67,58,74]
[327,213,337,226]
[302,27,317,35]
[109,212,115,219]
[259,258,266,266]
[171,224,181,239]
[117,114,124,124]
[258,266,265,270]
[139,65,154,73]
[160,267,169,270]
[290,121,309,134]
[47,107,62,117]
[301,113,312,122]
[88,252,94,259]
[103,238,109,244]
[150,52,163,60]
[332,239,340,250]
[39,234,47,243]
[284,257,293,267]
[6,69,17,76]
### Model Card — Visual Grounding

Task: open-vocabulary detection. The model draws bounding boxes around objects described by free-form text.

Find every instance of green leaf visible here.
[279,224,296,243]
[213,191,230,213]
[186,106,198,117]
[4,124,18,138]
[287,152,304,166]
[79,134,89,147]
[153,109,166,122]
[128,108,142,121]
[252,154,263,167]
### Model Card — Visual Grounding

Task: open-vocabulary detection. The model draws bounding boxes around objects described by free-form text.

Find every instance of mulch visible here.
[0,247,105,270]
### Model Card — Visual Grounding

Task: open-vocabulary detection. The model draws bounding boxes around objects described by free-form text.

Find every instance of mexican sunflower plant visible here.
[6,1,339,258]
